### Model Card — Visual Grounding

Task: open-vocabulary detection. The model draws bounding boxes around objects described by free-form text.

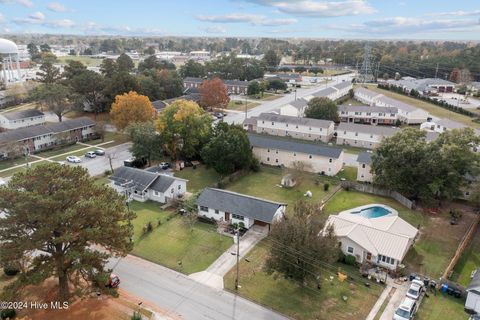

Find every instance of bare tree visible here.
[284,161,313,186]
[106,152,116,173]
[95,120,107,143]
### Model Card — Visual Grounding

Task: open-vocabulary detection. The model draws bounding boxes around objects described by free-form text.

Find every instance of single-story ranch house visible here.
[197,187,286,230]
[324,204,418,270]
[248,133,344,176]
[110,166,188,203]
[0,109,45,131]
[336,122,400,149]
[244,112,335,143]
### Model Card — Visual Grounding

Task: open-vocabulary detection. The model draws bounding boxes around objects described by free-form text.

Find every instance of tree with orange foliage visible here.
[199,77,230,110]
[110,91,156,130]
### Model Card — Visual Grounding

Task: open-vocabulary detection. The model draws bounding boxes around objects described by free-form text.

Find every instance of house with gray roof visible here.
[420,118,467,133]
[109,166,188,203]
[0,109,45,130]
[304,81,353,102]
[245,112,335,142]
[336,122,400,149]
[248,133,344,176]
[466,268,480,314]
[197,187,286,229]
[338,105,398,126]
[356,151,373,182]
[279,98,308,117]
[183,77,250,95]
[387,78,455,94]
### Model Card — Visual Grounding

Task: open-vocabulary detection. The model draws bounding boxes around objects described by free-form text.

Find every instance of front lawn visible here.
[130,201,232,274]
[174,165,221,194]
[450,227,480,286]
[38,144,87,158]
[224,240,383,320]
[416,293,468,320]
[337,166,357,182]
[227,100,260,111]
[50,147,98,161]
[0,160,50,178]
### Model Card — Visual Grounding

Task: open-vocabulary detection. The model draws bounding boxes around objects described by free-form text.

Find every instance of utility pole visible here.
[244,95,248,120]
[435,63,439,79]
[294,89,297,101]
[234,228,240,290]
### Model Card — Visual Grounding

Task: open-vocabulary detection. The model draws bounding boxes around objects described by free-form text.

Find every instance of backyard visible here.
[129,201,232,274]
[174,164,221,194]
[416,293,468,320]
[451,227,480,286]
[224,239,383,320]
[57,55,104,67]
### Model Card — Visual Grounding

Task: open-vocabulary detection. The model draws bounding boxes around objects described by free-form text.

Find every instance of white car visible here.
[393,297,418,320]
[66,156,82,163]
[406,279,424,300]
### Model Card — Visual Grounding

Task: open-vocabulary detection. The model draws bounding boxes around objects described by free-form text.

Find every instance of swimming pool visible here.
[350,205,391,218]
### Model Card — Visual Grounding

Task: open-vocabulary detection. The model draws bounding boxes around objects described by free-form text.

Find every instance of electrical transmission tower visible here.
[358,44,375,83]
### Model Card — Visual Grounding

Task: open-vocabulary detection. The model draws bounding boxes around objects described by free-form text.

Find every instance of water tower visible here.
[0,38,21,86]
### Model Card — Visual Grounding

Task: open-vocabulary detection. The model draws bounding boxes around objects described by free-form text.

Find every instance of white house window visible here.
[275,159,279,163]
[171,188,174,193]
[215,209,219,214]
[178,185,181,190]
[272,122,274,125]
[329,159,332,163]
[355,132,358,136]
[232,214,244,221]
[347,246,354,254]
[362,164,366,168]
[200,206,208,212]
[267,157,270,161]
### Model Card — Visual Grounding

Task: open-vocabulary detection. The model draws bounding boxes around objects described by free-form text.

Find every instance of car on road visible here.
[213,112,225,119]
[393,297,418,320]
[66,156,82,163]
[406,279,424,300]
[94,149,105,156]
[85,151,97,158]
[159,162,170,170]
[106,273,120,288]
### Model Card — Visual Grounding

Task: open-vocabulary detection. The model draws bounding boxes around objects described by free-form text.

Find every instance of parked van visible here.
[393,297,418,320]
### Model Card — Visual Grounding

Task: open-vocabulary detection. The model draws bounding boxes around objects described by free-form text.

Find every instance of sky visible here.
[0,0,479,40]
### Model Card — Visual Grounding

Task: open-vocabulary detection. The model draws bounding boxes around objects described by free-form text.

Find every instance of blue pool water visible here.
[351,206,391,218]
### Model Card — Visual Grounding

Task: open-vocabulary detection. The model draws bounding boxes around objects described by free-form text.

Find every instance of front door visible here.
[225,212,230,221]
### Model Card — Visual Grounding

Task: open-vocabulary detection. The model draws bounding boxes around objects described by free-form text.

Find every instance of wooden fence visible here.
[340,181,414,209]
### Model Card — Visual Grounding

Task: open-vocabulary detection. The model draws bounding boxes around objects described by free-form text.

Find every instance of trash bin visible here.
[423,277,430,287]
[447,287,455,296]
[409,273,417,281]
[440,283,448,293]
[453,290,462,298]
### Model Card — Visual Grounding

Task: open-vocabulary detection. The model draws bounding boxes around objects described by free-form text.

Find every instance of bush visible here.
[250,157,260,172]
[130,311,142,320]
[344,254,357,266]
[323,183,330,192]
[217,181,226,189]
[1,309,16,319]
[103,169,112,176]
[3,266,19,276]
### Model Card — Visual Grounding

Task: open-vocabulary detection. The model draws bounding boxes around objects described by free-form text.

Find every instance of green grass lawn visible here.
[450,227,480,286]
[364,84,480,129]
[0,157,30,171]
[0,160,50,178]
[224,240,383,320]
[416,293,468,320]
[38,144,87,158]
[227,100,261,111]
[88,132,130,147]
[57,55,103,67]
[337,166,357,182]
[130,201,232,274]
[225,166,339,215]
[93,175,111,186]
[341,98,366,106]
[174,165,221,194]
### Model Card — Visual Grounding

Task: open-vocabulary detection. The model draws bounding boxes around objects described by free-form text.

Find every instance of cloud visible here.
[13,12,75,28]
[83,22,164,36]
[203,26,227,34]
[29,11,45,21]
[196,13,296,26]
[426,10,480,17]
[330,16,480,35]
[244,0,376,17]
[47,2,68,12]
[44,19,74,28]
[0,0,33,7]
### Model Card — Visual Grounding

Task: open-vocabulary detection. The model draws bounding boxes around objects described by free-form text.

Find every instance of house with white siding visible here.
[420,118,467,133]
[336,122,400,149]
[0,109,45,131]
[248,133,344,176]
[304,81,353,102]
[357,151,373,182]
[279,98,308,117]
[109,166,187,203]
[324,205,418,270]
[338,105,398,125]
[197,187,286,230]
[244,113,335,143]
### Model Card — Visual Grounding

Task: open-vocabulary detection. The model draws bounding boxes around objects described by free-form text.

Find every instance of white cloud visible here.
[0,13,5,24]
[47,2,68,12]
[426,10,480,17]
[44,19,74,28]
[0,0,33,7]
[13,12,75,29]
[196,13,296,26]
[203,26,227,34]
[29,11,45,21]
[244,0,376,17]
[83,22,163,36]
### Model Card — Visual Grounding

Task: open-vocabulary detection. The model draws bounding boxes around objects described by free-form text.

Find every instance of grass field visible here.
[451,227,480,286]
[130,201,232,274]
[224,240,383,320]
[57,55,103,67]
[341,98,366,106]
[50,147,99,161]
[38,144,87,158]
[174,165,221,194]
[227,100,261,111]
[364,84,480,128]
[337,166,357,182]
[416,293,468,320]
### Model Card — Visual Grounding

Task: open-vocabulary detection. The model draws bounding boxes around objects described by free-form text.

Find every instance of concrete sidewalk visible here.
[366,277,410,320]
[189,226,267,289]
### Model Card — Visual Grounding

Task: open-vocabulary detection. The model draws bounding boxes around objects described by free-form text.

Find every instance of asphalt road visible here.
[109,255,289,320]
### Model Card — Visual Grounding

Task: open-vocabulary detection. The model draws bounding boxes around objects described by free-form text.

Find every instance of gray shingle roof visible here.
[248,133,343,159]
[357,151,372,164]
[109,166,181,193]
[197,188,285,223]
[1,109,44,121]
[333,81,352,90]
[184,77,203,83]
[150,174,177,193]
[338,105,398,114]
[257,113,333,129]
[288,98,308,109]
[152,100,167,111]
[467,268,480,294]
[337,122,400,136]
[436,119,467,130]
[312,87,336,97]
[375,95,417,112]
[0,117,95,144]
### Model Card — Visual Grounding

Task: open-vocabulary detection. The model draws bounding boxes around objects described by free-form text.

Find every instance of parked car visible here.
[124,157,147,168]
[94,149,105,156]
[213,112,225,119]
[66,156,81,163]
[406,279,424,300]
[393,297,418,320]
[159,162,170,170]
[106,273,120,288]
[85,151,97,158]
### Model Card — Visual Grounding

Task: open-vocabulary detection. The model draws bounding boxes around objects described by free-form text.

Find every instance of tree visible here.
[32,83,71,122]
[69,70,106,115]
[0,163,134,301]
[116,53,135,73]
[156,100,212,159]
[200,122,254,175]
[310,67,324,75]
[100,58,118,78]
[127,122,163,167]
[267,78,287,93]
[27,43,41,61]
[247,81,261,96]
[263,49,281,67]
[156,69,184,99]
[279,66,292,73]
[102,72,140,107]
[295,66,306,74]
[199,78,230,110]
[265,201,339,284]
[179,60,206,78]
[305,97,338,121]
[138,55,160,73]
[62,60,87,81]
[144,46,156,56]
[40,43,51,53]
[110,91,156,130]
[37,59,61,84]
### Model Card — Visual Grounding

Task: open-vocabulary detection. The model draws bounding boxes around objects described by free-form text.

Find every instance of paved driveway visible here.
[109,255,288,320]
